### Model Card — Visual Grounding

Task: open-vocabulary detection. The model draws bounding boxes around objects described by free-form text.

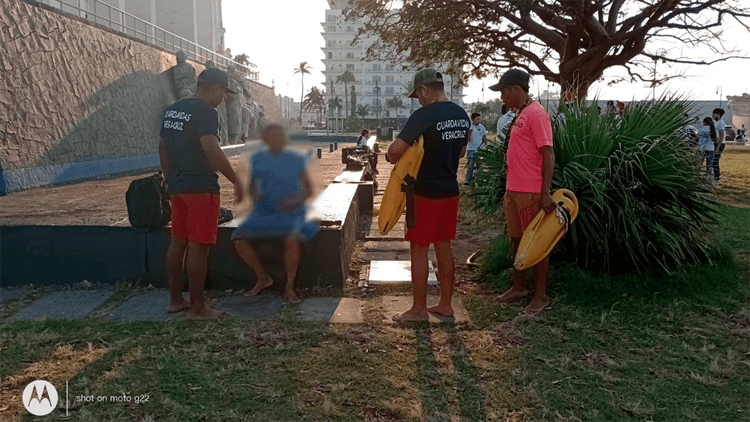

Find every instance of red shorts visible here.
[504,190,542,238]
[404,195,460,244]
[170,193,220,245]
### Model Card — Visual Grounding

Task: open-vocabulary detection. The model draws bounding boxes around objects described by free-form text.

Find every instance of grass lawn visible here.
[1,148,749,421]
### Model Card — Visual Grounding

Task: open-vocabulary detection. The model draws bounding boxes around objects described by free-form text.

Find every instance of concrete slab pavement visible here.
[105,289,174,321]
[10,290,113,320]
[296,297,364,323]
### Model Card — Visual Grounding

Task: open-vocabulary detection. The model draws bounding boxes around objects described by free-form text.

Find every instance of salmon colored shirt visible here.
[506,102,553,193]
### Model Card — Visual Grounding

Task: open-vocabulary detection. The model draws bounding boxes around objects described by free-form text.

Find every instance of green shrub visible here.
[472,97,721,274]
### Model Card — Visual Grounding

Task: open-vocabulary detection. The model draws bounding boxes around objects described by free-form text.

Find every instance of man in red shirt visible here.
[489,69,556,313]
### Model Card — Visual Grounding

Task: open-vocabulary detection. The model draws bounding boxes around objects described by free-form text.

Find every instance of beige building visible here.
[322,0,464,129]
[38,0,225,51]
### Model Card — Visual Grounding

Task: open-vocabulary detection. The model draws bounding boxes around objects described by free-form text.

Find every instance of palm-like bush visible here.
[472,97,720,274]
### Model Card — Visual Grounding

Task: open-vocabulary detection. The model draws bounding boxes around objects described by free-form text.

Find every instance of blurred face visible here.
[263,127,286,153]
[500,85,523,109]
[472,116,481,125]
[712,113,720,121]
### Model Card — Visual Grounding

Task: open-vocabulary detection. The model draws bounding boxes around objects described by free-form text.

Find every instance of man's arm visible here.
[539,145,556,213]
[158,137,171,180]
[716,128,725,153]
[199,134,243,203]
[386,138,411,164]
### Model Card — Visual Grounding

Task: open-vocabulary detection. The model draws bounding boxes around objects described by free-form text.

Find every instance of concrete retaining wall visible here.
[0,176,373,292]
[0,0,279,194]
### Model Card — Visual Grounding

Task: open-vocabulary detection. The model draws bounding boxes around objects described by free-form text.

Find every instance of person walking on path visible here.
[489,69,556,314]
[231,124,319,305]
[386,68,470,322]
[697,117,719,180]
[159,67,244,321]
[465,112,487,185]
[712,108,726,185]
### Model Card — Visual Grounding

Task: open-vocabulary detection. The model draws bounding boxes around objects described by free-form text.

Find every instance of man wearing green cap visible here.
[489,68,556,314]
[386,68,471,322]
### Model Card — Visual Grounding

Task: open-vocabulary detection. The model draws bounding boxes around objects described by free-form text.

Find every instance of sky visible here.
[222,0,750,105]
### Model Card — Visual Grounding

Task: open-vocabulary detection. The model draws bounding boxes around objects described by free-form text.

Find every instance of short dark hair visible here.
[471,112,481,120]
[713,108,725,116]
[361,129,369,136]
[261,122,285,139]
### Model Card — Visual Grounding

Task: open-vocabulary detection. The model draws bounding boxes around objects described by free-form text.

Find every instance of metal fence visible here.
[33,0,259,81]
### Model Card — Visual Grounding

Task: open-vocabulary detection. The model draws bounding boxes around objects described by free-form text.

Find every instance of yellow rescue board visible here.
[378,136,424,235]
[514,189,579,271]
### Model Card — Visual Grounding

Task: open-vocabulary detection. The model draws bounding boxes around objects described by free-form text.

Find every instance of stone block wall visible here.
[0,0,280,193]
[0,0,178,173]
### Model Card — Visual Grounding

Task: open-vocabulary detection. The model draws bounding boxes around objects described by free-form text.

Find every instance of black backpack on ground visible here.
[126,171,171,231]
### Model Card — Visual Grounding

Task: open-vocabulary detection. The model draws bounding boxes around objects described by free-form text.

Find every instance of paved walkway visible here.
[0,140,471,324]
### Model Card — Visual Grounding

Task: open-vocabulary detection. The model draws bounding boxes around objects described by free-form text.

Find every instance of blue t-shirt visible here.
[397,101,470,198]
[159,98,221,194]
[251,149,305,213]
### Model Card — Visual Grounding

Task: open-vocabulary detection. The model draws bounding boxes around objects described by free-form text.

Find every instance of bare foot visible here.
[496,287,528,303]
[392,310,429,322]
[187,307,226,321]
[524,297,551,314]
[284,288,301,305]
[244,274,274,297]
[167,299,190,313]
[427,305,454,317]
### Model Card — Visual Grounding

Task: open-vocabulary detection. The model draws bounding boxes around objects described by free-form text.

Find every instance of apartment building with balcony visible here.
[321,0,464,130]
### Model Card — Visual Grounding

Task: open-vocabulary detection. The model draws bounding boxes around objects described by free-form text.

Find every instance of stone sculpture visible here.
[171,50,196,100]
[225,64,244,145]
[205,60,229,145]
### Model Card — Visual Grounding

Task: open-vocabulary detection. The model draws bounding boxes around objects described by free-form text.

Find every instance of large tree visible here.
[345,0,750,100]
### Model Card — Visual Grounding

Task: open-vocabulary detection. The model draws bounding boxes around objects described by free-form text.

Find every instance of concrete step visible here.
[367,260,437,286]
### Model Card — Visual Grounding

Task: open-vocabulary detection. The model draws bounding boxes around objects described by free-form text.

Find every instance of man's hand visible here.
[541,192,556,214]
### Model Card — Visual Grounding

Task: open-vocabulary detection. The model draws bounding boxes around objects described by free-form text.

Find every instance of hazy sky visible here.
[223,0,750,104]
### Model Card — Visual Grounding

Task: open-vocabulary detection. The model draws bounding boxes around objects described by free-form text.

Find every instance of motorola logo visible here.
[22,380,58,416]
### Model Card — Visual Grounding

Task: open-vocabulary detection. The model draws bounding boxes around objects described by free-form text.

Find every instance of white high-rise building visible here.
[321,0,464,130]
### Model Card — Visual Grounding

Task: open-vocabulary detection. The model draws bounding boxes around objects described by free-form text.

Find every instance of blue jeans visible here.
[465,149,478,183]
[712,143,725,181]
[702,150,715,178]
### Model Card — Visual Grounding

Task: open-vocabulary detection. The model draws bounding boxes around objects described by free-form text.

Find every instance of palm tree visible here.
[336,70,356,120]
[386,96,404,129]
[293,62,312,124]
[303,87,326,127]
[233,53,257,70]
[356,104,369,126]
[329,96,343,132]
[402,81,416,115]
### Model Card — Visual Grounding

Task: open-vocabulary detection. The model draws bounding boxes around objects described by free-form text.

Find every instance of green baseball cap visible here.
[408,68,443,98]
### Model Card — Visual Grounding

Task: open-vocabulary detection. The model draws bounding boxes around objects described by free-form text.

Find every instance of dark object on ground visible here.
[219,207,234,224]
[125,171,170,231]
